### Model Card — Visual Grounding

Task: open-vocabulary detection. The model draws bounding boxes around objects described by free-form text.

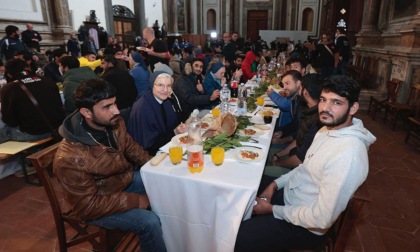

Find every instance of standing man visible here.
[0,25,27,60]
[141,27,170,72]
[304,33,335,78]
[173,58,220,122]
[54,79,167,252]
[235,75,376,251]
[216,32,236,63]
[67,32,81,57]
[334,27,350,75]
[21,23,42,52]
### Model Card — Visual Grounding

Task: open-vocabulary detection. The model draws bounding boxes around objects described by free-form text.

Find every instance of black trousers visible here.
[234,176,327,252]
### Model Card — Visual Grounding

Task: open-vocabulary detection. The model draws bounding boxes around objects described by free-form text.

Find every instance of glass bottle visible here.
[220,84,231,114]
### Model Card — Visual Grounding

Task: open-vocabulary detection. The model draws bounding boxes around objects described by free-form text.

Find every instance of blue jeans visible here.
[0,125,52,144]
[88,172,167,252]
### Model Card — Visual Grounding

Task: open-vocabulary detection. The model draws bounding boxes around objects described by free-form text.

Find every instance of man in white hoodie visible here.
[235,75,376,251]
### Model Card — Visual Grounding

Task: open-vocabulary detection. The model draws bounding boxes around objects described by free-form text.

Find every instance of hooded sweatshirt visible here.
[272,118,376,235]
[241,51,257,83]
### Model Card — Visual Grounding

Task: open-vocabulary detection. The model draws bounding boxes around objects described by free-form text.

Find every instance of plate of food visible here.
[234,147,264,163]
[229,98,237,103]
[171,133,191,146]
[237,127,264,137]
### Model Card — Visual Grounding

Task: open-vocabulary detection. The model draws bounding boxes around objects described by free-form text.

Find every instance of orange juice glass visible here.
[211,147,225,166]
[169,146,183,165]
[212,107,220,117]
[256,96,264,106]
[187,145,204,173]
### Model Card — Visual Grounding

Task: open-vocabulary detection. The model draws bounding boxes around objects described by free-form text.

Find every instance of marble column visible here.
[50,0,72,32]
[359,0,380,34]
[134,0,146,31]
[103,0,114,36]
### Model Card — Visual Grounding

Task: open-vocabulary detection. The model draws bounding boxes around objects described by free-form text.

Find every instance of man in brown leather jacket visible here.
[53,79,167,252]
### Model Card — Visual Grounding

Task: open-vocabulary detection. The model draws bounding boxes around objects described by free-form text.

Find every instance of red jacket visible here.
[241,51,257,83]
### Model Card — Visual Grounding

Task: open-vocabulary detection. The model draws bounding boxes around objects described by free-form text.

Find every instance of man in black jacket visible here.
[100,55,138,124]
[173,58,219,122]
[0,59,65,143]
[21,23,42,52]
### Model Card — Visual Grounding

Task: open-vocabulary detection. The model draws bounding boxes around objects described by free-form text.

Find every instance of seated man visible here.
[235,75,376,251]
[60,56,98,114]
[0,59,65,143]
[128,72,187,156]
[266,74,323,176]
[78,51,101,71]
[173,58,220,122]
[53,79,166,252]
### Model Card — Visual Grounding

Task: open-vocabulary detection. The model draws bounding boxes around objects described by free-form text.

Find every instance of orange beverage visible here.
[169,146,183,165]
[212,107,220,117]
[187,145,204,173]
[211,147,225,166]
[256,96,264,106]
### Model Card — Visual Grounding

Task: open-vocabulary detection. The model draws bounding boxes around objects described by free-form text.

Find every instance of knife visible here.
[241,145,263,149]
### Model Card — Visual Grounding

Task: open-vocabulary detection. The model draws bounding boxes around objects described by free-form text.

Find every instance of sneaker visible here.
[14,166,37,178]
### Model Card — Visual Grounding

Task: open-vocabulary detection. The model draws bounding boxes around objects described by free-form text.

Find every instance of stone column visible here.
[359,0,380,34]
[103,0,114,36]
[50,0,72,32]
[134,0,146,31]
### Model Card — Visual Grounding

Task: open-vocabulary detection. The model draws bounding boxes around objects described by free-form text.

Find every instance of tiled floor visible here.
[0,111,419,252]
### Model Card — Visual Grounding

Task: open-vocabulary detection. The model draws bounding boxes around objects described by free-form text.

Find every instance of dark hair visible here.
[60,56,80,69]
[301,74,323,100]
[5,25,19,36]
[102,55,118,67]
[191,58,204,65]
[5,59,28,78]
[53,48,67,59]
[15,50,33,61]
[281,70,302,83]
[183,47,192,55]
[322,75,360,106]
[336,27,346,34]
[73,79,116,111]
[286,57,307,69]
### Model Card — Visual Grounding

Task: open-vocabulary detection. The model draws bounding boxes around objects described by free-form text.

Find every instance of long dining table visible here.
[140,104,279,252]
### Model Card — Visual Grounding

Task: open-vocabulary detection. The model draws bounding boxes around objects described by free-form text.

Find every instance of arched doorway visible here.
[112,5,136,48]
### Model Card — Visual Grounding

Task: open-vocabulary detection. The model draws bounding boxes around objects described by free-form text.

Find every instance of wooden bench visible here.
[0,137,54,185]
[27,143,140,251]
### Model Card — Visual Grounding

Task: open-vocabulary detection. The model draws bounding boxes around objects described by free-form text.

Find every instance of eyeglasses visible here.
[155,83,172,90]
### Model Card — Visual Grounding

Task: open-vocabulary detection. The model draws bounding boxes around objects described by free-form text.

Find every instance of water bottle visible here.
[220,84,230,114]
[187,109,202,145]
[237,83,247,115]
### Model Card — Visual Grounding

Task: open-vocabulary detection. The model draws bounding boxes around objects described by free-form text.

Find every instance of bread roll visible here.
[254,124,271,130]
[150,153,167,166]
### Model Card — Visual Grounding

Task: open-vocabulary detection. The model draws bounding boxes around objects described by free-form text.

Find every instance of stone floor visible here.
[0,111,419,251]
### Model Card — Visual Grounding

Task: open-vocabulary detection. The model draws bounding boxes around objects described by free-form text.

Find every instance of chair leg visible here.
[367,97,373,115]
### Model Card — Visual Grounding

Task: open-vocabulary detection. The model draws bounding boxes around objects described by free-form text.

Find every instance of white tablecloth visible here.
[140,109,278,252]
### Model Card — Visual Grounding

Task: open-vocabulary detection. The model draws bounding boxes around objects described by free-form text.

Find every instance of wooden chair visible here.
[405,100,420,151]
[383,83,420,130]
[26,143,140,252]
[289,182,371,252]
[367,78,403,120]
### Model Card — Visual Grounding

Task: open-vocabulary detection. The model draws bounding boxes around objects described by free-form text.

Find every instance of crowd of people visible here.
[0,21,372,252]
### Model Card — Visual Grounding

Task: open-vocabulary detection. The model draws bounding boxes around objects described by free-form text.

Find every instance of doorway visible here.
[247,10,268,42]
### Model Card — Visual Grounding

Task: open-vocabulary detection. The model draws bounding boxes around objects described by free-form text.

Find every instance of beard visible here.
[319,107,350,127]
[91,113,119,128]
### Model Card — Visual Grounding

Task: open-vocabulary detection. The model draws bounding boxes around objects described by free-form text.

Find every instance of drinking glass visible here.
[169,146,183,165]
[256,96,264,106]
[263,109,273,124]
[211,147,225,166]
[212,107,220,117]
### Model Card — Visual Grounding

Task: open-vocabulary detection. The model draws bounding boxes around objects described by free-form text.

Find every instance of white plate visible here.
[234,147,264,163]
[171,133,190,147]
[237,127,264,137]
